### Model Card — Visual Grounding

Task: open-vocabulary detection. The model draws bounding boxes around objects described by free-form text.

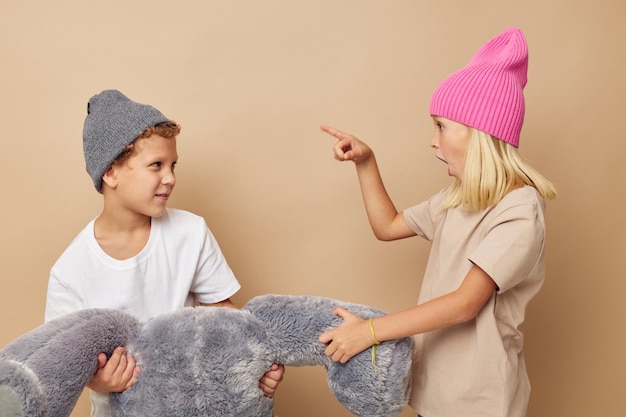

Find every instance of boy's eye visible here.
[151,162,162,168]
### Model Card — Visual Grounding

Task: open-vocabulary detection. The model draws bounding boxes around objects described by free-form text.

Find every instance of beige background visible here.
[1,1,624,416]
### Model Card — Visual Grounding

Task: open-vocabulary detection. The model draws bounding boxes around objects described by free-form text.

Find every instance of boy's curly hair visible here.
[113,121,181,165]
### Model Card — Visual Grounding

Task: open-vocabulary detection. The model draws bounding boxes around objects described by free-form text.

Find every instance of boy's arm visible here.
[198,298,237,309]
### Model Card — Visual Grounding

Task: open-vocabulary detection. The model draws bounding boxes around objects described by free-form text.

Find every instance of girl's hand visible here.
[320,125,374,164]
[318,307,373,363]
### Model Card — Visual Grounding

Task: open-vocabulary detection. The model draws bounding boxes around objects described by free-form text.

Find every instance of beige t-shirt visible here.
[403,186,546,417]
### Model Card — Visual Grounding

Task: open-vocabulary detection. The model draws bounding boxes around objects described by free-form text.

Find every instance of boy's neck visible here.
[93,211,152,260]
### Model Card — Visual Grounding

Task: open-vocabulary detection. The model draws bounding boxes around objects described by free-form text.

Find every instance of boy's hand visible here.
[320,125,374,164]
[258,363,285,398]
[87,347,140,393]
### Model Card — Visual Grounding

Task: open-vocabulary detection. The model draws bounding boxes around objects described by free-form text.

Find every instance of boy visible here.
[45,89,283,417]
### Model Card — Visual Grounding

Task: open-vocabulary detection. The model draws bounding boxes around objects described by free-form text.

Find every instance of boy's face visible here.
[108,134,178,218]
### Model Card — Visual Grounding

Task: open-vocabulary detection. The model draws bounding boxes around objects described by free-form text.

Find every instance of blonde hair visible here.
[113,121,181,165]
[443,128,557,211]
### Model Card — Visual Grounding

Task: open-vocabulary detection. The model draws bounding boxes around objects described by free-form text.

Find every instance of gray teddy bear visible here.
[0,294,414,417]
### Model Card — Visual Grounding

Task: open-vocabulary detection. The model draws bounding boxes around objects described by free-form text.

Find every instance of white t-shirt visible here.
[403,186,546,417]
[45,208,241,417]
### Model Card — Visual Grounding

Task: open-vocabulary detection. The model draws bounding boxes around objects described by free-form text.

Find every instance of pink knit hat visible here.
[429,28,528,147]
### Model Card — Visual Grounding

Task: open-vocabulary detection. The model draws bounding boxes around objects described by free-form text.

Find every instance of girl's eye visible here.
[151,162,162,168]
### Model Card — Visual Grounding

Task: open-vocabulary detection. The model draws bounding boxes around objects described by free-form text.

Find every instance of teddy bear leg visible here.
[0,309,142,417]
[0,385,21,417]
[0,359,45,417]
[0,385,20,417]
[244,294,414,417]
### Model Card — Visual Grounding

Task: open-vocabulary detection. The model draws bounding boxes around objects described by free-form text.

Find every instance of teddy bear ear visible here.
[243,294,414,417]
[0,309,140,417]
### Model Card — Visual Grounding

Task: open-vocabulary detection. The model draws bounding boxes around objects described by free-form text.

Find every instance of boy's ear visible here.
[102,166,118,190]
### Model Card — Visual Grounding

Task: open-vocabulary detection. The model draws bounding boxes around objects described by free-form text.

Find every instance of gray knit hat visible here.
[83,89,171,192]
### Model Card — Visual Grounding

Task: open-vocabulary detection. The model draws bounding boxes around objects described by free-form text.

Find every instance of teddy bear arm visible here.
[0,308,141,417]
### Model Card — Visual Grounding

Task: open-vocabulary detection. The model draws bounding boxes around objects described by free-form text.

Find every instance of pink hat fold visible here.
[430,28,528,147]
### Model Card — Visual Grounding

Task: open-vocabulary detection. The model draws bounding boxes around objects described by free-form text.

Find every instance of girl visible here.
[319,28,556,417]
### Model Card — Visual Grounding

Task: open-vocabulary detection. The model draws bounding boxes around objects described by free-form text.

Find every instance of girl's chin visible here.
[447,169,462,180]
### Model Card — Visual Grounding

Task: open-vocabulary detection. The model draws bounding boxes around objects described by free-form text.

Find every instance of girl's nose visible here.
[430,133,439,149]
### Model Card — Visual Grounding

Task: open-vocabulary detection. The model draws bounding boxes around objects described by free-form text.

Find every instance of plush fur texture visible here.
[0,294,414,417]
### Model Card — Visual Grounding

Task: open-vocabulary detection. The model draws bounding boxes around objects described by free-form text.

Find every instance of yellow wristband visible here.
[368,317,381,345]
[368,317,381,373]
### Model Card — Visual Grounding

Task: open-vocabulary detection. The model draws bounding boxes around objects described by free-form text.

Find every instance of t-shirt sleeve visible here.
[191,223,241,304]
[403,188,449,241]
[44,269,83,322]
[468,201,545,293]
